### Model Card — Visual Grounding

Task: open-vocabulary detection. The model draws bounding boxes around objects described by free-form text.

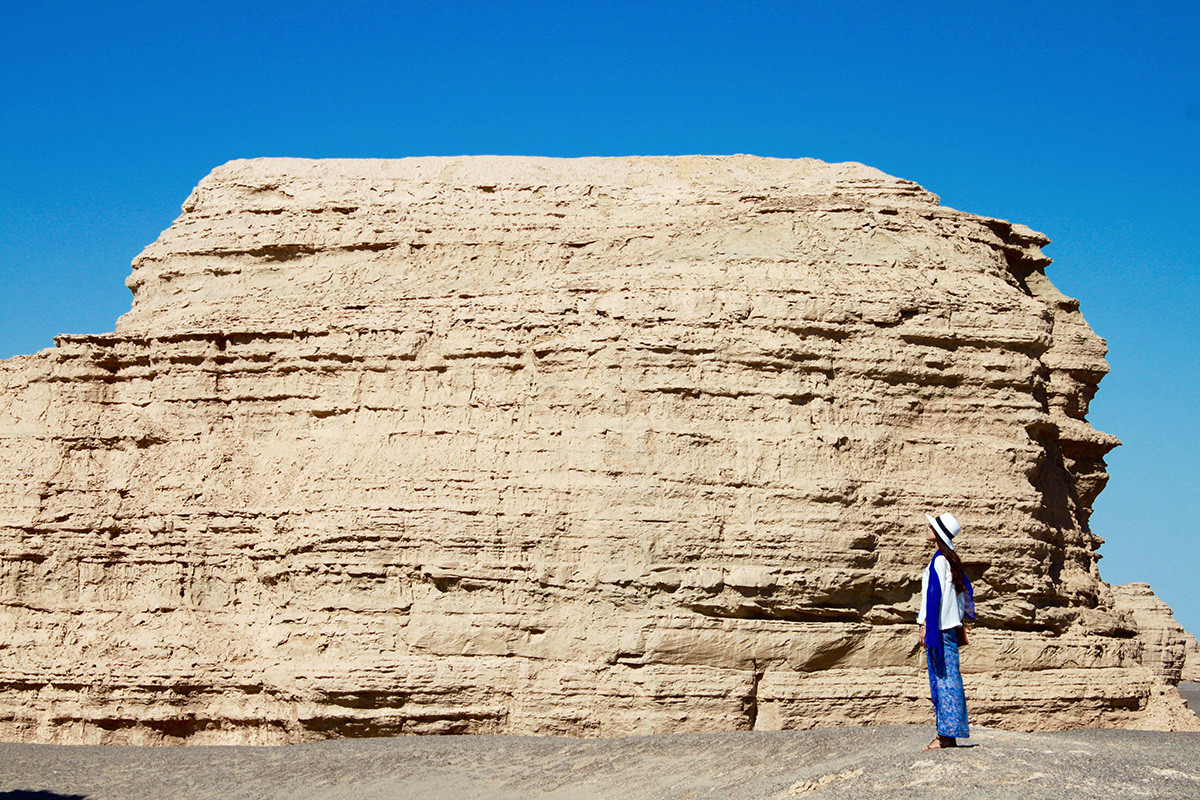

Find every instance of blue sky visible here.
[2,1,1197,632]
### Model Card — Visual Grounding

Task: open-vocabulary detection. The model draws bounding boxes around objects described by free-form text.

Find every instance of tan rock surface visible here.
[0,155,1194,744]
[1185,636,1200,684]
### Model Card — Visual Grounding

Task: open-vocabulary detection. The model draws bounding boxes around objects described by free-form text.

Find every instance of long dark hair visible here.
[935,535,966,593]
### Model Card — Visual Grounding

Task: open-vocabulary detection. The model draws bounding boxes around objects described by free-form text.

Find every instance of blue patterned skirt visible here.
[927,628,969,738]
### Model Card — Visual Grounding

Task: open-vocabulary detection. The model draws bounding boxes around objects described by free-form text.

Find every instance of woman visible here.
[918,512,975,750]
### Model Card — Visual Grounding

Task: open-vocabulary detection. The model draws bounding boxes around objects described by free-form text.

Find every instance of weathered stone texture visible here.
[0,156,1194,743]
[1184,636,1200,684]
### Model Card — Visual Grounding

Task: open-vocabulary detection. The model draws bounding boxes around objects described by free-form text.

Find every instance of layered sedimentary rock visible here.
[0,156,1194,744]
[1185,638,1200,684]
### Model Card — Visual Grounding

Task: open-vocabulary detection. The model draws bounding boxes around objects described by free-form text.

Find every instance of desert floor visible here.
[2,718,1200,800]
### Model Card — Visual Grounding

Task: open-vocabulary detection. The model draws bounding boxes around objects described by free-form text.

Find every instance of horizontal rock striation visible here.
[0,155,1194,744]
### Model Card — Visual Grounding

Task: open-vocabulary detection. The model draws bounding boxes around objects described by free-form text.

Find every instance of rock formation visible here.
[1185,636,1200,684]
[0,155,1194,744]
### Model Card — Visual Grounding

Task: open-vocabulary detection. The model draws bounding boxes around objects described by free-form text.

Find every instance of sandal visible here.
[923,736,957,750]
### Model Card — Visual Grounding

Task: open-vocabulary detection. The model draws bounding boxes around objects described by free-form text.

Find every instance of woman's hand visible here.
[918,623,926,645]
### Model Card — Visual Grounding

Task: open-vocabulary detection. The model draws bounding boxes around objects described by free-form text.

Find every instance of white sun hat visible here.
[925,512,962,550]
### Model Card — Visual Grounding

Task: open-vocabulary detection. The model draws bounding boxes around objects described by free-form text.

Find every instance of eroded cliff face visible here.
[0,156,1194,744]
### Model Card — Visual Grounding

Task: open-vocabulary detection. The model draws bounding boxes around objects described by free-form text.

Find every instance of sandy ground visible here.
[2,724,1200,800]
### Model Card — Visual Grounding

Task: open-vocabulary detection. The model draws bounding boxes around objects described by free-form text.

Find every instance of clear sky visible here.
[2,1,1197,632]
